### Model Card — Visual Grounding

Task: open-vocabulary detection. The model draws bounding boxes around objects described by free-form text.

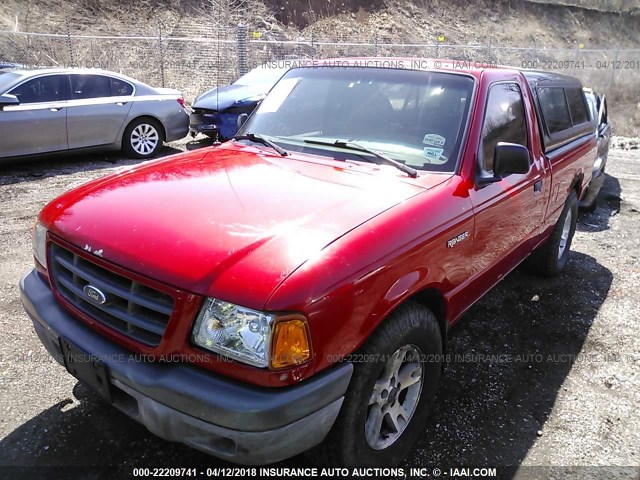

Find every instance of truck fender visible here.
[381,275,448,355]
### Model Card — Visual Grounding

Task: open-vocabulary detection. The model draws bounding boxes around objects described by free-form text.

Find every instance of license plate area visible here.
[59,338,112,403]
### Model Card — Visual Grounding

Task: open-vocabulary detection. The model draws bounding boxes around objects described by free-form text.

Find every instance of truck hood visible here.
[43,144,439,309]
[192,84,268,111]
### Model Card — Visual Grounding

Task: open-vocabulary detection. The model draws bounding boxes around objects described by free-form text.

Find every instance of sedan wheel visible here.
[131,123,160,156]
[123,118,164,159]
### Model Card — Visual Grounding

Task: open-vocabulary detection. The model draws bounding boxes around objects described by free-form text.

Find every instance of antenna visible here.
[215,0,220,117]
[212,0,222,144]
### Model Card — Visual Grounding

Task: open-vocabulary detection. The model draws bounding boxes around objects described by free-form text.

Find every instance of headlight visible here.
[593,155,603,172]
[33,221,48,269]
[192,298,311,369]
[192,299,275,367]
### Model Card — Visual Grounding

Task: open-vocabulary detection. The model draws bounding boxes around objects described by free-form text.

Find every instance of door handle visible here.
[115,102,128,106]
[534,179,543,194]
[49,107,63,111]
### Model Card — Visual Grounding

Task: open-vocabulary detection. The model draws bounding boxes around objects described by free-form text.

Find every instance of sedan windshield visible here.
[0,71,21,92]
[233,65,289,88]
[239,67,475,172]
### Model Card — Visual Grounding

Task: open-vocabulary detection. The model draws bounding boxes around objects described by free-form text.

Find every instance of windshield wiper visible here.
[303,139,417,178]
[234,133,288,157]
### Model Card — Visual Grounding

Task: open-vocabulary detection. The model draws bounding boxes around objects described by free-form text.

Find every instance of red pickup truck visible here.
[20,59,596,466]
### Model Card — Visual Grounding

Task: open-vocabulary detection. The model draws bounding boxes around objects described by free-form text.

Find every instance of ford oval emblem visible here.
[83,284,106,305]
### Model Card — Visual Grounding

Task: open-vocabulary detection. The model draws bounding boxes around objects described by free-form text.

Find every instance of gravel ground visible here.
[0,140,638,478]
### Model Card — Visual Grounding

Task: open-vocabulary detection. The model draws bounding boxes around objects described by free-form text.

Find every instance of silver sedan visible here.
[0,68,189,160]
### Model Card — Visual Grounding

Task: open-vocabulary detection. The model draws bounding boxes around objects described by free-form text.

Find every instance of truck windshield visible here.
[240,67,475,173]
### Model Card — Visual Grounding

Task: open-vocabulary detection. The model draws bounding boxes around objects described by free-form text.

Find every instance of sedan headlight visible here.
[192,298,311,369]
[593,155,603,173]
[33,221,48,269]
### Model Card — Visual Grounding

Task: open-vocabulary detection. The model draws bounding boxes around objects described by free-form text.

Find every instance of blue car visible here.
[0,61,24,69]
[189,63,290,141]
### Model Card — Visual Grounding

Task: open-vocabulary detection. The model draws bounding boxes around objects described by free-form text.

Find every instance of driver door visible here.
[469,82,547,278]
[1,74,69,158]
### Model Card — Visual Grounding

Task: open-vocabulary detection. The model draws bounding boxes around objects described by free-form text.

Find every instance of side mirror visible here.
[494,142,530,176]
[237,113,248,131]
[477,142,530,187]
[0,93,19,107]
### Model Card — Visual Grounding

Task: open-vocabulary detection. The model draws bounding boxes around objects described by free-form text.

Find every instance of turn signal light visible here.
[270,317,311,369]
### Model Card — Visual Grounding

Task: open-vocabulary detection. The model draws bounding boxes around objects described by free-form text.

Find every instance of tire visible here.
[312,302,443,466]
[122,118,164,159]
[527,190,578,276]
[581,196,597,213]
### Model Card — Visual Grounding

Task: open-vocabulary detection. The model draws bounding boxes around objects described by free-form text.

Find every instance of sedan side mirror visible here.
[237,113,248,131]
[494,142,530,176]
[0,93,19,107]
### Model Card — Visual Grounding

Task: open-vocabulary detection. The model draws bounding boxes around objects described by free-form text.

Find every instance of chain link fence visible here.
[0,24,638,104]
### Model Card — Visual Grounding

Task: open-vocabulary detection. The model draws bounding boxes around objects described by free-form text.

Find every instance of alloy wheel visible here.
[558,209,573,259]
[365,344,424,450]
[131,123,159,156]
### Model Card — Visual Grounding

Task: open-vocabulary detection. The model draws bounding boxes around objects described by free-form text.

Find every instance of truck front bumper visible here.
[20,269,352,465]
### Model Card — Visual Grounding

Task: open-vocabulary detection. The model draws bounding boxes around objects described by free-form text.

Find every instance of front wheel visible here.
[313,302,442,466]
[123,118,164,159]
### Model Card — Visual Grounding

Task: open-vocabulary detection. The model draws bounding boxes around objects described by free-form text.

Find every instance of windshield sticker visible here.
[423,134,446,147]
[423,147,444,161]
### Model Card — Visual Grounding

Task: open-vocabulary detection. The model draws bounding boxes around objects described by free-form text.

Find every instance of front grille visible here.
[50,242,174,346]
[191,108,218,116]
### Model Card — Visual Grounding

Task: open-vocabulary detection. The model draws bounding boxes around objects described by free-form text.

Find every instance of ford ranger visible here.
[20,59,596,466]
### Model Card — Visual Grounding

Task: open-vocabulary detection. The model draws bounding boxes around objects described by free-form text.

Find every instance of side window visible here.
[110,77,134,96]
[588,94,598,125]
[70,75,111,99]
[565,88,589,125]
[538,87,572,134]
[479,83,528,173]
[9,75,68,104]
[600,97,608,125]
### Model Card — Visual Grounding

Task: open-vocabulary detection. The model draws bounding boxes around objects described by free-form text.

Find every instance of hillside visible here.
[0,0,639,134]
[3,0,639,47]
[527,0,640,14]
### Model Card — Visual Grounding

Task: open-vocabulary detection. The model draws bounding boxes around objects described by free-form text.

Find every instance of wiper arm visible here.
[234,133,288,157]
[303,139,417,178]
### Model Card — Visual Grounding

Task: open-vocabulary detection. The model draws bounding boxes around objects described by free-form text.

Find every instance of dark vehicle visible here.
[580,87,611,211]
[0,61,23,69]
[189,63,289,141]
